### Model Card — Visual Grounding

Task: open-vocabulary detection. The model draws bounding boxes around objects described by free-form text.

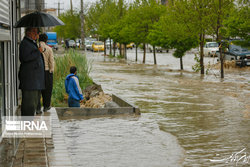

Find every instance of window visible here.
[208,43,219,47]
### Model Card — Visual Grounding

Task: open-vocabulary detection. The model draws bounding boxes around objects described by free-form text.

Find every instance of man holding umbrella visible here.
[15,11,64,116]
[19,27,45,116]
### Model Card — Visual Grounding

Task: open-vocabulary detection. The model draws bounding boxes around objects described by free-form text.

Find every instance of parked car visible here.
[92,41,104,52]
[148,45,165,53]
[126,43,134,49]
[204,42,219,57]
[46,32,58,50]
[68,40,76,48]
[85,41,94,50]
[105,39,113,49]
[217,44,250,67]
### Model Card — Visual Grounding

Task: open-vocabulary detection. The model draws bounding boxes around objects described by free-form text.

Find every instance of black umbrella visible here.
[14,11,64,28]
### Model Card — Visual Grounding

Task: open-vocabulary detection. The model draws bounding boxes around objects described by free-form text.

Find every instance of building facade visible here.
[0,0,21,166]
[0,0,20,141]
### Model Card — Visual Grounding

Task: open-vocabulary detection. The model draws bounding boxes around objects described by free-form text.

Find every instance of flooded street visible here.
[61,49,250,167]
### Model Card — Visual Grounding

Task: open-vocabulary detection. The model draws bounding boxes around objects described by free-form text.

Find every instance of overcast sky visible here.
[45,0,134,11]
[45,0,96,11]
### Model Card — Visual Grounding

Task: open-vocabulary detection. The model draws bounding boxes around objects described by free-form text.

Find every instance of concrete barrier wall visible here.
[112,94,133,107]
[112,94,140,115]
[56,107,136,117]
[56,94,140,118]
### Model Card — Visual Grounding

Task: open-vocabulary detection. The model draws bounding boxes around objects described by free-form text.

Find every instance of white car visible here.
[68,40,76,48]
[85,41,94,51]
[204,42,219,57]
[148,45,165,53]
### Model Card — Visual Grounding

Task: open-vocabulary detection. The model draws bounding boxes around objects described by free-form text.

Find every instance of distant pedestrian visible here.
[65,39,69,49]
[37,33,54,112]
[19,27,45,116]
[65,66,84,107]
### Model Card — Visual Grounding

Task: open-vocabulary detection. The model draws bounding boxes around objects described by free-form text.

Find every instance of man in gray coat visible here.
[19,27,45,116]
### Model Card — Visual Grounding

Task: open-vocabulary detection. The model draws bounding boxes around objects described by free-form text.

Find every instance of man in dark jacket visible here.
[19,27,45,116]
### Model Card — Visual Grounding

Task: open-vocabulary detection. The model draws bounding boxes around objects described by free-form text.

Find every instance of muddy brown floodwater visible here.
[60,49,250,167]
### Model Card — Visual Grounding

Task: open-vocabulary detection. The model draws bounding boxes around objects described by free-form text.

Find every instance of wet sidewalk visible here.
[13,108,73,167]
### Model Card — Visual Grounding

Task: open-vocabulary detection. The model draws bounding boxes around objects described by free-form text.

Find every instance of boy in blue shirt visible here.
[65,66,84,107]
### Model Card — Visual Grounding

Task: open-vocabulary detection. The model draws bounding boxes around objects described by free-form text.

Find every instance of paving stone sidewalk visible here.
[13,108,73,167]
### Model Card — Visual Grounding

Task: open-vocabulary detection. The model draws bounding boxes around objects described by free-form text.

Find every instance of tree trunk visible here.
[153,46,157,65]
[109,39,112,56]
[121,44,125,58]
[104,40,106,55]
[199,33,205,74]
[180,56,183,70]
[217,0,224,78]
[80,0,85,50]
[143,43,146,63]
[136,45,138,62]
[119,44,122,57]
[125,45,127,60]
[113,42,116,57]
[220,47,224,78]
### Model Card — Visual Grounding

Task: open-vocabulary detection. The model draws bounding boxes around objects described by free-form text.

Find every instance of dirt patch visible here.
[64,83,112,108]
[81,92,112,108]
[83,83,103,100]
[80,83,112,108]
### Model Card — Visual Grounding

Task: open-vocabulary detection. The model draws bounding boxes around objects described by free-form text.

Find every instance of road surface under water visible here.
[61,49,250,167]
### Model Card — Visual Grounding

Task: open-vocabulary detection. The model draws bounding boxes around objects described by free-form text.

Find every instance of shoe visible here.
[36,110,42,114]
[44,106,51,112]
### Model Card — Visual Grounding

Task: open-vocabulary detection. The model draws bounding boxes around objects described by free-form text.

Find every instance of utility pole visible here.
[80,0,85,50]
[70,0,73,14]
[55,1,64,17]
[58,2,60,16]
[36,0,42,11]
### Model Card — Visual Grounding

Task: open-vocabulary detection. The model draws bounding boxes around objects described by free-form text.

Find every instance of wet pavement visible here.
[12,108,73,167]
[61,49,250,167]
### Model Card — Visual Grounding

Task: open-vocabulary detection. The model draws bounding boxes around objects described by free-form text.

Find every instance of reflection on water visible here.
[62,52,250,167]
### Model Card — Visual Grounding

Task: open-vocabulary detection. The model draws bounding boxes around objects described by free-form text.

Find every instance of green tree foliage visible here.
[85,0,126,56]
[149,2,198,70]
[54,10,81,40]
[125,0,165,63]
[207,0,235,78]
[223,5,250,47]
[183,0,214,74]
[85,1,105,36]
[83,0,249,74]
